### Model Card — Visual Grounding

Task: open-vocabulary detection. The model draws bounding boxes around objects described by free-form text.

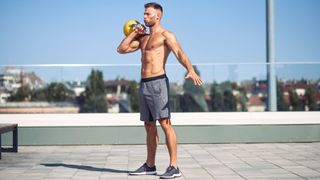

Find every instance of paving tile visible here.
[127,175,157,179]
[213,175,245,180]
[46,172,75,178]
[0,173,21,180]
[180,168,213,179]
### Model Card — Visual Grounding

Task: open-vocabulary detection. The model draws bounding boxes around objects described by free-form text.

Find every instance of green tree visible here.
[80,69,108,113]
[289,90,304,111]
[181,66,208,112]
[210,81,240,112]
[238,86,248,112]
[29,82,75,102]
[128,80,139,112]
[305,86,318,111]
[223,89,237,111]
[169,86,182,112]
[45,82,74,102]
[30,88,47,101]
[8,86,30,101]
[217,81,237,112]
[180,93,203,112]
[210,83,223,112]
[8,70,30,102]
[277,81,289,111]
[219,81,232,91]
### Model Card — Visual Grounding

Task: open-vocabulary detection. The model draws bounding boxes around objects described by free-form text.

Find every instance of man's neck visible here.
[149,23,162,34]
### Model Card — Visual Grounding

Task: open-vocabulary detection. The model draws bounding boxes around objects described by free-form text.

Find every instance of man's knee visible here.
[145,121,157,132]
[159,118,172,129]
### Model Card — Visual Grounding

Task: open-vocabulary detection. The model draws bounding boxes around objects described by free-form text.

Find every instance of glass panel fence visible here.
[0,63,319,113]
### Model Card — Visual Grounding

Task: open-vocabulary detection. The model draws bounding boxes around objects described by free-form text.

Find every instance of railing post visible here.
[266,0,277,111]
[0,134,2,159]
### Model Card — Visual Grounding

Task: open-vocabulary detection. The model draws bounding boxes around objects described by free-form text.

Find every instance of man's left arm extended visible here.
[163,31,203,86]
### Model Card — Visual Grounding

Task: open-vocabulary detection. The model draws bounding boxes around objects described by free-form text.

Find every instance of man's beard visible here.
[145,17,156,27]
[145,21,155,27]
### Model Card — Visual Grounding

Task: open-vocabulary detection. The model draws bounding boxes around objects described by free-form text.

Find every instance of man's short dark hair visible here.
[144,2,163,13]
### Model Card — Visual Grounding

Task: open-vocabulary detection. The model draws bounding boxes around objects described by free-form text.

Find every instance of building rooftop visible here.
[1,143,320,179]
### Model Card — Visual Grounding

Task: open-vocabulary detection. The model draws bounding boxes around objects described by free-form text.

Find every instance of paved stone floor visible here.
[0,143,320,180]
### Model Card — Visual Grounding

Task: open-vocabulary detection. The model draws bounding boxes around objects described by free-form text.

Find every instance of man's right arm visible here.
[117,32,140,54]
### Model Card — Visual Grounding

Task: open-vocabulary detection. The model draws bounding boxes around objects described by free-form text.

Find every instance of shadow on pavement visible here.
[41,163,129,173]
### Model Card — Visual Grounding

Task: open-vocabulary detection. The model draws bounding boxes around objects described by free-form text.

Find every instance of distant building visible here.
[283,80,308,96]
[0,68,21,92]
[252,79,268,96]
[104,78,131,113]
[65,81,86,96]
[0,67,45,103]
[23,72,45,90]
[248,94,265,112]
[280,79,320,111]
[0,88,10,104]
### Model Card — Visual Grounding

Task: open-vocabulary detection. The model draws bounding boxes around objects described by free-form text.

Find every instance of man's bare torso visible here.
[138,30,170,78]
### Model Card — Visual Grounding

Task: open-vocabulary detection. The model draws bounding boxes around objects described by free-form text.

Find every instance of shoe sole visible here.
[160,172,182,179]
[129,171,157,175]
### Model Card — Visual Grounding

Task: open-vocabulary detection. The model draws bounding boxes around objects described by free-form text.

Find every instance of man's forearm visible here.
[178,53,194,73]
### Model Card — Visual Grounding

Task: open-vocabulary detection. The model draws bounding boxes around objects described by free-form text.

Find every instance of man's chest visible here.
[140,34,166,51]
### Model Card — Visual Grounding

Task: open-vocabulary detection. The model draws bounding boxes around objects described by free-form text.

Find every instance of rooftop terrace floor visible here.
[1,143,320,180]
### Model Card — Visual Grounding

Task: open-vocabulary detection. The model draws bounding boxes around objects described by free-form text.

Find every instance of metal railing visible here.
[0,62,319,113]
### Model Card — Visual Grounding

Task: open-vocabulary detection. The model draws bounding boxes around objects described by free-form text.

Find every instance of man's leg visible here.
[145,121,158,167]
[159,118,177,167]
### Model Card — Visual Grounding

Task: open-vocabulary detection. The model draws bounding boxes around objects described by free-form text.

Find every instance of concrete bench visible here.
[0,124,18,159]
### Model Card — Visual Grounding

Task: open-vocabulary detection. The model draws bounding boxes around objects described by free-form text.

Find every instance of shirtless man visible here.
[117,2,202,179]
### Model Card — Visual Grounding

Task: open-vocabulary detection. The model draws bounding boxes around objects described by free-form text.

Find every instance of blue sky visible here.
[0,0,319,83]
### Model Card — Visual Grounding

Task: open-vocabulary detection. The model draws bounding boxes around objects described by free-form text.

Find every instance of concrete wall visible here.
[1,112,320,145]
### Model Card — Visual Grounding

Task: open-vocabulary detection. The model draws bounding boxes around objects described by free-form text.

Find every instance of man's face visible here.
[144,7,158,27]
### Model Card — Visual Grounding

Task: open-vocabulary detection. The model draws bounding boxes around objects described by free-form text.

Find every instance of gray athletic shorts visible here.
[139,74,170,121]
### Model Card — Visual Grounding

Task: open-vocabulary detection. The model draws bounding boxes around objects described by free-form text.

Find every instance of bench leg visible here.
[0,134,2,159]
[13,127,18,152]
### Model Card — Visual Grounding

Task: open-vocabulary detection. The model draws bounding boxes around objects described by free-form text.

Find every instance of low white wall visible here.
[0,112,320,127]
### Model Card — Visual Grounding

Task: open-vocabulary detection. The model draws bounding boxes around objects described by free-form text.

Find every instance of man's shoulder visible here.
[161,30,177,42]
[161,29,174,37]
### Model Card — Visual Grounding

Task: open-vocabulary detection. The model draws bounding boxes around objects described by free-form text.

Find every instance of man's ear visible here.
[156,11,162,20]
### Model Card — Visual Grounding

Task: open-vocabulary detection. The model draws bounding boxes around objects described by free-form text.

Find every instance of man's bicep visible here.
[122,40,140,53]
[129,40,140,51]
[117,38,140,54]
[164,32,184,58]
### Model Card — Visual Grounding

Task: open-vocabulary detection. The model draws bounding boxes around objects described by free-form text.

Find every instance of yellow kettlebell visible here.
[123,19,139,36]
